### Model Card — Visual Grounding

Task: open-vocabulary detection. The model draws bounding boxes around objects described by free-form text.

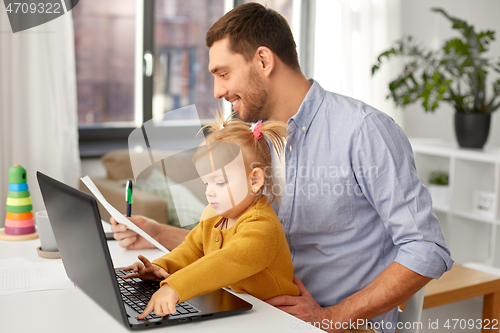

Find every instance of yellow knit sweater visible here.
[152,196,300,303]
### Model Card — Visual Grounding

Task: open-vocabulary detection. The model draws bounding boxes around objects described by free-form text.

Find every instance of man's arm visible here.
[156,224,190,251]
[267,262,430,333]
[331,262,430,325]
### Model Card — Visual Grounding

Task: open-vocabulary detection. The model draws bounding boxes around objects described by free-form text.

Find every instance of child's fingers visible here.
[167,301,177,315]
[138,255,152,267]
[123,261,141,272]
[155,302,165,317]
[157,302,169,317]
[126,261,143,272]
[123,264,134,272]
[123,272,140,279]
[138,301,154,319]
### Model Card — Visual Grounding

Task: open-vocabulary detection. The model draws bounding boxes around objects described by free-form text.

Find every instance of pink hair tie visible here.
[251,120,263,139]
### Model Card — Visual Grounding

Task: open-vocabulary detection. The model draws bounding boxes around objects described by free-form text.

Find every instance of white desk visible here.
[0,237,324,333]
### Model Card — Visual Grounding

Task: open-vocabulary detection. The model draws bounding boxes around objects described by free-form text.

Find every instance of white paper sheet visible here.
[0,258,74,296]
[80,175,169,253]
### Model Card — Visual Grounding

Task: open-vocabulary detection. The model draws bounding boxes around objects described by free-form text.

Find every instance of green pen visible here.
[126,180,133,217]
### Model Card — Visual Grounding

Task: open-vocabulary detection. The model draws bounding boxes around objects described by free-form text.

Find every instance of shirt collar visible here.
[287,79,326,134]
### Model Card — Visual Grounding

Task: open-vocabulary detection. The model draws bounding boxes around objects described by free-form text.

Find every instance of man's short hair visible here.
[206,2,300,71]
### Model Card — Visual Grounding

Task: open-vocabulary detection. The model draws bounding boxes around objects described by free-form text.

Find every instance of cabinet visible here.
[410,139,500,268]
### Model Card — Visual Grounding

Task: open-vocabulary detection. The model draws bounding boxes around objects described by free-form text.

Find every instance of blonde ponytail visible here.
[258,120,287,158]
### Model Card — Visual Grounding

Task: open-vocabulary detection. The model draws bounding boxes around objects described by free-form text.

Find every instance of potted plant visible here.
[372,8,500,149]
[428,170,450,207]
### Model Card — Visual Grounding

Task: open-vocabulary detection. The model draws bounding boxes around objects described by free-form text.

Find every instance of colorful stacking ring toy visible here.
[4,165,36,235]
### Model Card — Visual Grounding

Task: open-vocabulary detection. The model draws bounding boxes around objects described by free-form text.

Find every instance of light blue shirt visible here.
[275,80,453,333]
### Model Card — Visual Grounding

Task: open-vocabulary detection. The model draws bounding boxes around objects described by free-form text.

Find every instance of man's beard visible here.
[237,68,269,123]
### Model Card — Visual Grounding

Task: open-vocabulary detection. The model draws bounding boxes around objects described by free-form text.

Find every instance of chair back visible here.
[397,287,425,333]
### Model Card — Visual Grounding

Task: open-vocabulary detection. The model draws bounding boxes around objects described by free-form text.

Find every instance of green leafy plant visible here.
[372,8,500,114]
[429,171,449,186]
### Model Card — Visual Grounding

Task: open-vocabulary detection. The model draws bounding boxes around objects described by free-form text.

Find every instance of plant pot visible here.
[429,184,449,208]
[454,112,491,149]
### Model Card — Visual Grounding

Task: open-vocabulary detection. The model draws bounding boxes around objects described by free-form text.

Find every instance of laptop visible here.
[37,171,252,330]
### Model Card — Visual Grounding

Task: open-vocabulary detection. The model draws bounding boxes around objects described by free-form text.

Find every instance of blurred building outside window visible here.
[74,0,305,145]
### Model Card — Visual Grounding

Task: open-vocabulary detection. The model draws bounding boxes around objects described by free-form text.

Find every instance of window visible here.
[74,0,138,156]
[75,0,227,156]
[75,0,305,156]
[241,0,294,27]
[73,0,136,127]
[151,0,226,122]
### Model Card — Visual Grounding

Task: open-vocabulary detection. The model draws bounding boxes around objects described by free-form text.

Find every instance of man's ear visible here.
[254,46,275,78]
[249,168,265,194]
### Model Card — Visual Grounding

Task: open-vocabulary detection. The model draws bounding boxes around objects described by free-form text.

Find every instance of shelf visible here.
[414,154,450,188]
[410,138,500,163]
[432,204,449,213]
[452,210,496,224]
[410,139,500,268]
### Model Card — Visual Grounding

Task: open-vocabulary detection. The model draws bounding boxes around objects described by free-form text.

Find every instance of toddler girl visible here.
[124,112,299,319]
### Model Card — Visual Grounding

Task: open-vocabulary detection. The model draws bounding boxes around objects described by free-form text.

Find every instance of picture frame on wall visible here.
[473,190,497,218]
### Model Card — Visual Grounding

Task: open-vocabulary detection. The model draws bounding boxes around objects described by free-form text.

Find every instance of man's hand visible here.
[138,283,180,319]
[110,215,160,250]
[110,215,189,251]
[266,276,360,333]
[266,275,334,327]
[123,255,170,281]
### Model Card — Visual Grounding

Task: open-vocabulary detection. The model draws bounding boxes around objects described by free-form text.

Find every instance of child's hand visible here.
[138,284,179,319]
[123,255,170,281]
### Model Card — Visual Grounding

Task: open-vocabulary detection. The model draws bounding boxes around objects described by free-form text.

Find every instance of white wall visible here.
[400,0,500,148]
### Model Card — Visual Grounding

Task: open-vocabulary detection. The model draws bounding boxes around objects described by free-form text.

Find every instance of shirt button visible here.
[214,235,220,242]
[302,125,306,131]
[289,145,292,152]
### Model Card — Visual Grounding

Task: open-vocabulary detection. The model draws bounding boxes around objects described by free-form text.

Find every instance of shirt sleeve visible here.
[152,221,205,274]
[161,215,280,303]
[352,111,454,279]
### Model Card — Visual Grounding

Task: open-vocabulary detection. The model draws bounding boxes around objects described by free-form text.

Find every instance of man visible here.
[111,3,453,332]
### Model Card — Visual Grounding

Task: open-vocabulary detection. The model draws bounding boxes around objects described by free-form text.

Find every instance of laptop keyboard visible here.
[115,269,200,320]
